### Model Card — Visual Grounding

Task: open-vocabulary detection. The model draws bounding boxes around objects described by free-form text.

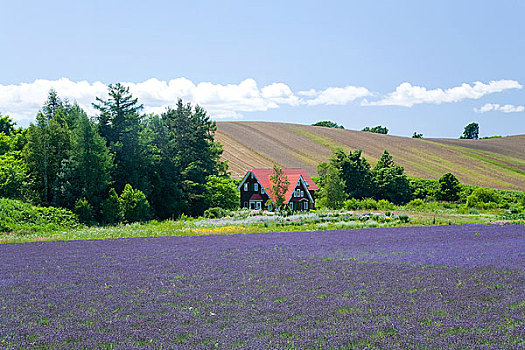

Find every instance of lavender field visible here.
[1,225,524,349]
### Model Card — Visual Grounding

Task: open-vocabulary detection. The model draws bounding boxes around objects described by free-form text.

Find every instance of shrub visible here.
[377,199,396,210]
[74,198,95,224]
[101,188,123,225]
[359,198,378,210]
[0,197,79,233]
[204,175,239,210]
[203,207,230,219]
[409,178,439,200]
[406,198,425,208]
[344,198,360,210]
[398,214,409,223]
[466,188,500,208]
[119,184,151,223]
[436,173,461,201]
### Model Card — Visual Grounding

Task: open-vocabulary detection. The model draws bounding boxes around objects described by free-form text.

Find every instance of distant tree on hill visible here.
[460,122,479,139]
[312,121,344,129]
[362,125,388,134]
[412,132,423,138]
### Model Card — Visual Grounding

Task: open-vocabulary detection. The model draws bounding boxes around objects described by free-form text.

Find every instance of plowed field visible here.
[216,121,525,190]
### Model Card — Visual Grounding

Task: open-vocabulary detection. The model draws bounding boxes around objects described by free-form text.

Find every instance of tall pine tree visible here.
[93,83,154,195]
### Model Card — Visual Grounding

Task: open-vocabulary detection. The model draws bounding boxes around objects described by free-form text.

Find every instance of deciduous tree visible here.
[270,165,290,208]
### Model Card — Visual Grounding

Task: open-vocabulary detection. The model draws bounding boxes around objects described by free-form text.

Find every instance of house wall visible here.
[240,174,269,209]
[289,181,315,211]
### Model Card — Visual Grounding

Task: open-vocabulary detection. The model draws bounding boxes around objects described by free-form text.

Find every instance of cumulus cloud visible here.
[474,103,525,113]
[299,86,371,105]
[362,80,522,107]
[0,78,307,123]
[1,78,522,124]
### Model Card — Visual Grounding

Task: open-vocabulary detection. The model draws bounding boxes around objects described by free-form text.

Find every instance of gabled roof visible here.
[238,168,318,204]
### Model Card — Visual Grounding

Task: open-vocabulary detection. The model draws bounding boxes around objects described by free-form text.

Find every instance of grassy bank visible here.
[2,204,523,244]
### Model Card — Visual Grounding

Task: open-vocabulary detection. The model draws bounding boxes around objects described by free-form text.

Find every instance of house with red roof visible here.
[237,168,318,211]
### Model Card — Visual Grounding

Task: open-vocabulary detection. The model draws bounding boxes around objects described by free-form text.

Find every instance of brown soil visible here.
[216,121,525,191]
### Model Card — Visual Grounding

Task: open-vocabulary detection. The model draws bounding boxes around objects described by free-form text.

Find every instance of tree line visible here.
[315,148,464,209]
[0,84,238,223]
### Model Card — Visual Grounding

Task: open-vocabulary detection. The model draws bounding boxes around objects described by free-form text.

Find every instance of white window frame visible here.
[301,190,304,197]
[256,201,262,210]
[303,201,308,210]
[244,183,248,191]
[295,188,300,197]
[254,183,258,192]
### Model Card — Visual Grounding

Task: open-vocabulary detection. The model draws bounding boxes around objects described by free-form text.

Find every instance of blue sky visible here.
[1,0,524,137]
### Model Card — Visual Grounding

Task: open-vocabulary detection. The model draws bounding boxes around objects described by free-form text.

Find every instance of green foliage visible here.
[398,214,410,223]
[359,198,378,210]
[362,125,388,134]
[119,184,151,223]
[101,188,123,225]
[466,188,500,208]
[460,122,479,139]
[148,100,225,218]
[93,83,153,196]
[480,135,502,139]
[69,108,113,209]
[436,173,461,201]
[328,149,373,199]
[23,107,72,204]
[406,198,425,208]
[0,197,79,233]
[343,198,360,210]
[0,151,27,199]
[377,199,396,210]
[74,198,95,224]
[372,150,411,204]
[203,207,231,219]
[410,178,439,199]
[317,165,346,210]
[312,121,344,129]
[412,132,423,138]
[0,113,17,136]
[204,175,239,210]
[270,165,290,207]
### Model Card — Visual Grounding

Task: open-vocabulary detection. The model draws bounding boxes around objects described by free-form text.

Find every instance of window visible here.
[268,203,273,211]
[295,189,300,197]
[254,183,258,192]
[304,201,309,210]
[244,183,248,191]
[301,190,304,197]
[256,202,261,210]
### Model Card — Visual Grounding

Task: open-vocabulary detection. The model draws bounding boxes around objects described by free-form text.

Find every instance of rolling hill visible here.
[216,121,525,191]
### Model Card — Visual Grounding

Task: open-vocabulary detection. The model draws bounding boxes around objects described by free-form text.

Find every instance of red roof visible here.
[250,168,318,204]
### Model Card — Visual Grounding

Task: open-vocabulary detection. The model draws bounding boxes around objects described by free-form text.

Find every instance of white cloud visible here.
[474,103,525,113]
[0,78,304,123]
[362,80,522,107]
[1,78,522,124]
[300,86,371,106]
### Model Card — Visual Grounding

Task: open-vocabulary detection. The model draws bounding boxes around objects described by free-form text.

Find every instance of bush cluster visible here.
[0,197,79,233]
